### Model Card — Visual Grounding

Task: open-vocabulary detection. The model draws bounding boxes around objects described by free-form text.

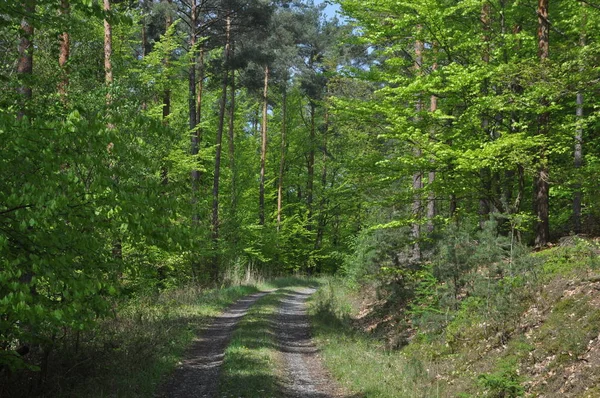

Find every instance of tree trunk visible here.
[427,62,437,234]
[277,86,287,232]
[573,6,586,234]
[17,0,35,120]
[259,65,269,226]
[307,100,316,231]
[189,0,199,224]
[412,37,424,262]
[228,68,236,209]
[104,0,113,86]
[161,0,172,186]
[315,107,329,251]
[58,0,70,99]
[535,0,550,247]
[211,14,231,280]
[479,1,491,229]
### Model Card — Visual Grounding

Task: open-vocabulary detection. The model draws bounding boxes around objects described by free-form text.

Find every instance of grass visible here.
[309,278,443,398]
[57,284,262,398]
[218,289,285,397]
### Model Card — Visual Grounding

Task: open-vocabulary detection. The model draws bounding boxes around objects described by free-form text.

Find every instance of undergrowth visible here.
[311,231,600,398]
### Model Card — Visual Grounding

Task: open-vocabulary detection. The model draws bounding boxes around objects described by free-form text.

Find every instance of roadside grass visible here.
[11,276,313,398]
[309,278,443,398]
[51,284,261,398]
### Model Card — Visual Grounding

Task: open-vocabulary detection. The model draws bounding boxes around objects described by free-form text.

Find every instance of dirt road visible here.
[158,287,349,398]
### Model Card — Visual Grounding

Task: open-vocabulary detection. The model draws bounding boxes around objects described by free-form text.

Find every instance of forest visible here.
[1,0,600,396]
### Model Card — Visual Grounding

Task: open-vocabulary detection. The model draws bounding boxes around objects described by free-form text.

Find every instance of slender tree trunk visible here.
[574,6,586,234]
[212,14,231,279]
[228,67,236,209]
[479,1,492,229]
[160,0,172,186]
[259,65,269,226]
[104,0,113,86]
[189,0,199,224]
[412,36,424,262]
[17,0,35,120]
[277,86,287,232]
[104,0,121,259]
[535,0,550,247]
[315,107,329,251]
[196,44,204,126]
[58,0,70,99]
[427,62,437,234]
[307,100,316,230]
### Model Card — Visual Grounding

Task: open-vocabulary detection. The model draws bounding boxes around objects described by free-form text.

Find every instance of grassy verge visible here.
[218,289,285,397]
[309,278,442,398]
[50,284,261,398]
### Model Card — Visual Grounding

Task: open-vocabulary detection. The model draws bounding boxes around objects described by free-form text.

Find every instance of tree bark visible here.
[277,86,287,232]
[479,1,491,229]
[189,0,199,224]
[17,0,35,120]
[104,0,113,86]
[228,67,236,210]
[315,106,329,251]
[259,65,269,226]
[535,0,550,247]
[161,0,173,186]
[58,0,70,99]
[307,100,316,231]
[412,36,424,262]
[427,62,437,234]
[211,14,231,279]
[573,6,586,234]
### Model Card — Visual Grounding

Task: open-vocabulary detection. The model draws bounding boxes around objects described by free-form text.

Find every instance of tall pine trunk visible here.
[189,0,199,224]
[479,1,492,229]
[427,60,437,234]
[259,65,269,226]
[211,14,231,280]
[277,86,287,232]
[535,0,550,247]
[17,0,35,120]
[573,6,586,234]
[411,36,424,262]
[228,68,236,210]
[307,100,316,231]
[58,0,69,99]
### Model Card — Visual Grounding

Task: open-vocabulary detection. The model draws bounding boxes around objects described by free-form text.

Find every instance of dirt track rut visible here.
[156,291,270,398]
[276,287,345,398]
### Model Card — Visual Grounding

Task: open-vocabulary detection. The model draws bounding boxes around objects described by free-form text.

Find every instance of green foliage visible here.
[477,357,525,398]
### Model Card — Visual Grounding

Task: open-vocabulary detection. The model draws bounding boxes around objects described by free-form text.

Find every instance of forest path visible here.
[156,291,272,398]
[158,286,351,398]
[276,287,348,398]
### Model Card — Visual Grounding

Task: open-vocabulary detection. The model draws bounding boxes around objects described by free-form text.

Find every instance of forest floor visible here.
[157,285,352,398]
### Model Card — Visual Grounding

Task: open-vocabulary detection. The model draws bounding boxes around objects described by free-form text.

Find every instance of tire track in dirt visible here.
[276,287,348,398]
[156,291,271,398]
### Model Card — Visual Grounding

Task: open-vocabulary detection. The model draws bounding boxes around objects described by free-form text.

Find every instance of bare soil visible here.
[276,287,349,398]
